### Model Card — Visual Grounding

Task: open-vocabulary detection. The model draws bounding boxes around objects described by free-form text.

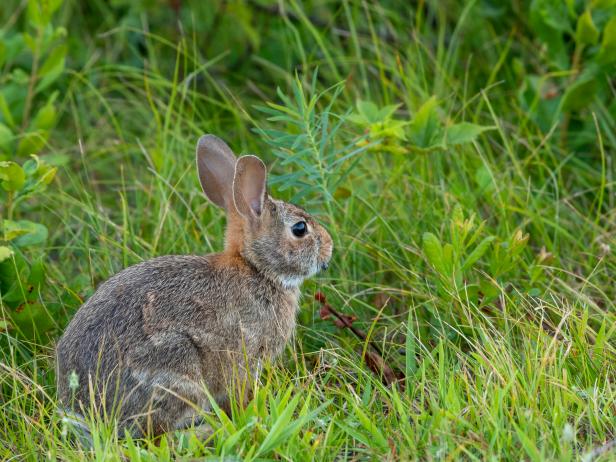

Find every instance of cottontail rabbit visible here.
[56,135,333,437]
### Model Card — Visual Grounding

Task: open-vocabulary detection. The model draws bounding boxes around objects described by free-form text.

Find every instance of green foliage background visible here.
[0,0,615,460]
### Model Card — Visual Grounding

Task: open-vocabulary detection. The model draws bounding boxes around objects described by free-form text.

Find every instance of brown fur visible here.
[55,135,333,437]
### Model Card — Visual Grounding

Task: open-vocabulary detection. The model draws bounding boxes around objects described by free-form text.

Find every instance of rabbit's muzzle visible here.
[316,224,333,272]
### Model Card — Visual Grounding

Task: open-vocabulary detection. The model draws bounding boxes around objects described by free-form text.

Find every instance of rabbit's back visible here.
[56,254,298,430]
[56,256,216,402]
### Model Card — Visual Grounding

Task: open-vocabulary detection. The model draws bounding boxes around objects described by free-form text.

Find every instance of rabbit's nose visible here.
[320,262,329,271]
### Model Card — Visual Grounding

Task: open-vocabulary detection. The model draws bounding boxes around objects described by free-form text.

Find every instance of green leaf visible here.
[3,220,48,247]
[227,0,260,49]
[0,123,14,153]
[405,309,417,377]
[423,232,445,275]
[530,0,571,68]
[452,203,465,224]
[0,161,25,191]
[528,288,541,297]
[598,15,616,64]
[0,93,15,129]
[374,119,407,141]
[17,131,47,157]
[517,75,563,132]
[443,242,454,276]
[591,0,616,7]
[377,104,401,121]
[3,221,31,241]
[446,123,495,146]
[352,100,406,143]
[348,113,367,125]
[35,45,67,93]
[34,165,57,188]
[8,302,55,340]
[54,26,67,41]
[29,256,45,285]
[475,165,494,192]
[356,100,381,124]
[31,102,57,131]
[41,164,56,183]
[23,32,37,53]
[510,229,529,254]
[334,187,351,199]
[561,74,598,112]
[0,40,5,69]
[27,1,44,27]
[352,401,389,450]
[0,250,30,304]
[49,0,63,15]
[22,156,40,176]
[462,236,496,272]
[576,10,600,45]
[531,0,571,32]
[0,246,14,263]
[408,96,444,151]
[254,393,302,456]
[26,0,62,28]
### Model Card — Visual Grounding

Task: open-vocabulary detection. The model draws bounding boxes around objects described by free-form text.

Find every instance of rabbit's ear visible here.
[196,135,237,209]
[233,155,267,219]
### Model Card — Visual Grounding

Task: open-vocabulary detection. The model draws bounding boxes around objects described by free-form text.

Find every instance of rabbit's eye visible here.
[291,221,308,238]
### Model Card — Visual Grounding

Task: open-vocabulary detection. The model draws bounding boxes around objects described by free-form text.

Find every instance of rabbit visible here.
[55,134,333,438]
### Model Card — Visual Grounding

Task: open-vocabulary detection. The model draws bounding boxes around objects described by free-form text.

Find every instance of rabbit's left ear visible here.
[196,134,237,210]
[232,155,267,219]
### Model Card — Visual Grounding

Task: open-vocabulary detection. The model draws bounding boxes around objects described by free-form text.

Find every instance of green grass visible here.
[1,1,615,460]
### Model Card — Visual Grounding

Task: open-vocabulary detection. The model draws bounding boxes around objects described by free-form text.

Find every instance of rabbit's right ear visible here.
[233,155,267,220]
[196,135,237,209]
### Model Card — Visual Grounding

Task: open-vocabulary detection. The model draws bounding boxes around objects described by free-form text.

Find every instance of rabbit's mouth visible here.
[317,248,332,273]
[277,258,325,289]
[311,257,329,277]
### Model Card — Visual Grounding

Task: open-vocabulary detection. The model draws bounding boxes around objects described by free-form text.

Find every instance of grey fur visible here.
[55,135,333,437]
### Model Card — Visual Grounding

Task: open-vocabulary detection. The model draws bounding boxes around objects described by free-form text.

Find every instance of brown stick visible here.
[315,292,402,386]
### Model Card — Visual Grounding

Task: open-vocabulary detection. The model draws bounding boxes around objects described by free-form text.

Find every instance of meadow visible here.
[1,0,615,460]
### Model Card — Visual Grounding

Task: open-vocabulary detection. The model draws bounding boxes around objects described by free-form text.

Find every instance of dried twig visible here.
[315,292,402,386]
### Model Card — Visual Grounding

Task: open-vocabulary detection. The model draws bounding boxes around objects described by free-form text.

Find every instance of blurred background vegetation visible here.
[0,0,615,459]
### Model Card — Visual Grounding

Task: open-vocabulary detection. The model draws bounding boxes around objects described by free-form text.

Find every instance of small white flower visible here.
[68,370,79,391]
[562,423,575,443]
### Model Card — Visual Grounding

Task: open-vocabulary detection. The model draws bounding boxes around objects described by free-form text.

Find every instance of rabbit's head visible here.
[196,135,333,288]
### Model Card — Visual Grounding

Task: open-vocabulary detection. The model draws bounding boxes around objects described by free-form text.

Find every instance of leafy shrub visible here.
[349,96,494,154]
[0,0,64,339]
[0,0,66,159]
[0,155,56,339]
[521,0,616,147]
[422,204,531,305]
[256,74,368,207]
